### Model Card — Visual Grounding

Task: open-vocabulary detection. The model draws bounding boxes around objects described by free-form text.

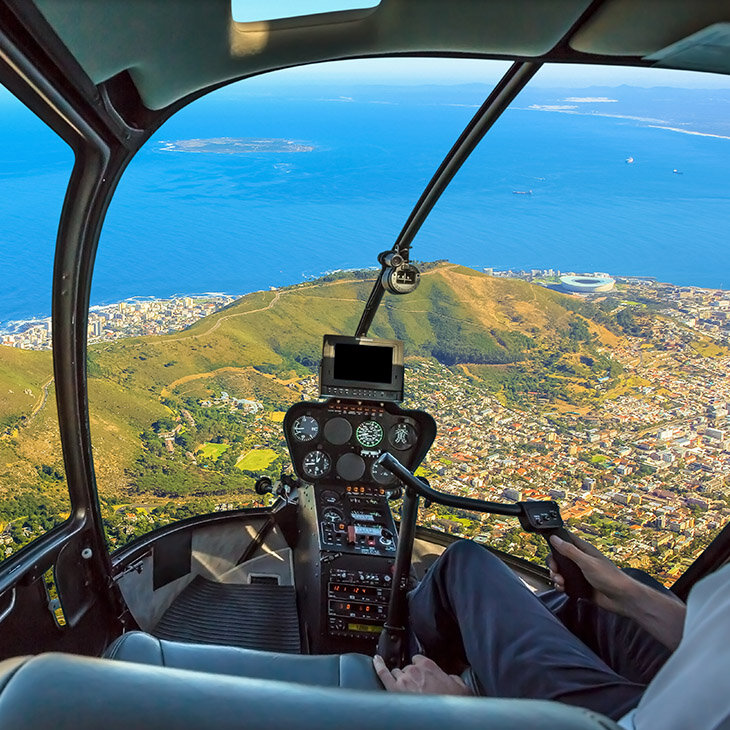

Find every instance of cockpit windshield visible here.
[0,57,722,585]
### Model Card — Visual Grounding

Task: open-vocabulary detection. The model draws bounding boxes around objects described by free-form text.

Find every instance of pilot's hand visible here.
[548,533,635,616]
[373,654,472,695]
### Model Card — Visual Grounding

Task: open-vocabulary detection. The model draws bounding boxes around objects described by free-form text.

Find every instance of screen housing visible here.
[319,335,404,402]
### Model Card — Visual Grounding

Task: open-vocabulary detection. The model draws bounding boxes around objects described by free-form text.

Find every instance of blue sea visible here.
[2,80,730,325]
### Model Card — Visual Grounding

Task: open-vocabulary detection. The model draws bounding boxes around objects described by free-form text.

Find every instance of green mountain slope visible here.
[88,264,619,390]
[0,263,627,551]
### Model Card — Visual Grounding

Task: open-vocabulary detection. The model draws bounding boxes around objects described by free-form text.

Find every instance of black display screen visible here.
[333,344,392,384]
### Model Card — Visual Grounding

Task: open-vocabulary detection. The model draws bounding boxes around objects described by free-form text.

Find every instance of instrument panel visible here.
[284,399,436,486]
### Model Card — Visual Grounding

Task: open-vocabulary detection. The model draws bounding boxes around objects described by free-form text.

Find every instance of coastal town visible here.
[3,269,730,585]
[0,293,237,350]
[403,276,730,583]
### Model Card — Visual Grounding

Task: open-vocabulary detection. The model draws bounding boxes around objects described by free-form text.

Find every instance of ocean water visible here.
[1,81,730,325]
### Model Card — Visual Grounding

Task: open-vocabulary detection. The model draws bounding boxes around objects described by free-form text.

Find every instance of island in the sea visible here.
[157,137,316,154]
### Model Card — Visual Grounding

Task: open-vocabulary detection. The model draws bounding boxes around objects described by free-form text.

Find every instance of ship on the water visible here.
[512,189,532,195]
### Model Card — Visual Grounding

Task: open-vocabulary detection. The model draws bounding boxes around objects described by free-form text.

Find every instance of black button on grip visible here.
[544,527,593,601]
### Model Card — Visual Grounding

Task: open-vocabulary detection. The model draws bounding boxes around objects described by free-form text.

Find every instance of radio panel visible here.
[326,567,392,642]
[315,483,397,557]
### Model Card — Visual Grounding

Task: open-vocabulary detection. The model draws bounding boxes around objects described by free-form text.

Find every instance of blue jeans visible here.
[408,541,672,721]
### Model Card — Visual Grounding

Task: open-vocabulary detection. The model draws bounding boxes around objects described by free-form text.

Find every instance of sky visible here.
[242,58,730,89]
[231,0,379,21]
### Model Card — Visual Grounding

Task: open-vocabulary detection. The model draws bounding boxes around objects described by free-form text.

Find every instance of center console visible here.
[285,336,435,653]
[315,483,397,645]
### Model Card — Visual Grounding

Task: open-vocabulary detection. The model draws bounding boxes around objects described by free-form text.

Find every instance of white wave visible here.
[529,104,578,111]
[563,96,618,103]
[645,125,730,140]
[520,106,730,138]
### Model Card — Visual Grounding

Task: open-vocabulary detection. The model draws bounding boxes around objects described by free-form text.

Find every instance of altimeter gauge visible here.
[356,420,383,448]
[302,450,331,479]
[292,415,319,442]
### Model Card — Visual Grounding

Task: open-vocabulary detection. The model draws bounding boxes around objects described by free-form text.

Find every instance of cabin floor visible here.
[114,513,550,657]
[154,577,301,652]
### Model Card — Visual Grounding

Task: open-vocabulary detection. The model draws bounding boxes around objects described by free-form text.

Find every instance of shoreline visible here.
[0,265,383,336]
[2,264,728,337]
[0,292,244,337]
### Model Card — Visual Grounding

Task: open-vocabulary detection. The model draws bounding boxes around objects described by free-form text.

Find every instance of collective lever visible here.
[516,501,593,601]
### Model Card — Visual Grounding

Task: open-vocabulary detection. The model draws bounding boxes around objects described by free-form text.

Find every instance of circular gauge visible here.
[336,453,366,481]
[320,490,340,505]
[322,507,343,523]
[371,458,397,486]
[356,420,384,448]
[388,422,417,451]
[292,415,319,442]
[302,450,331,479]
[324,417,352,445]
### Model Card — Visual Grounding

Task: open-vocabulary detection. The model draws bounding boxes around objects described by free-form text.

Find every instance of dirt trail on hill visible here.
[161,291,283,343]
[29,377,54,421]
[153,265,457,345]
[162,365,301,398]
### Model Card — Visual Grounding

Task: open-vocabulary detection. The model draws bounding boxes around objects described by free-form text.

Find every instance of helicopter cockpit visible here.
[99,325,591,685]
[2,1,730,729]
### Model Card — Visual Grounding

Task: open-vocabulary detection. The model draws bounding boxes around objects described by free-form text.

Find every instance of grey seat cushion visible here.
[104,630,383,690]
[0,652,621,730]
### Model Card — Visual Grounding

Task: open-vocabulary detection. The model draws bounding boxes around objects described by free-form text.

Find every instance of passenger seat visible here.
[104,630,383,690]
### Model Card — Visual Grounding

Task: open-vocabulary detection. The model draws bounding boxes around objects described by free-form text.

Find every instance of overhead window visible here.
[231,0,380,23]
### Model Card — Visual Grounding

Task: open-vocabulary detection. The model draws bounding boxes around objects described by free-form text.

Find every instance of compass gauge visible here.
[292,415,319,442]
[356,420,383,448]
[302,450,331,479]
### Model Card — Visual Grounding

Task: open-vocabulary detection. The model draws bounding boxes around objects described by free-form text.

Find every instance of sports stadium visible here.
[559,275,615,293]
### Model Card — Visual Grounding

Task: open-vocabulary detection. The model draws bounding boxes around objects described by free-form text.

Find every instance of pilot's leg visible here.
[541,568,673,684]
[408,540,644,721]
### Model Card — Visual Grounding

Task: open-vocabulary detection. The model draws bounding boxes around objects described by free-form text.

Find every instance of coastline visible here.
[3,262,729,347]
[0,292,240,351]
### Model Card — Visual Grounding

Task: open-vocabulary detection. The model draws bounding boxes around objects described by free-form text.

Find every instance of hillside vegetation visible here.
[0,263,629,551]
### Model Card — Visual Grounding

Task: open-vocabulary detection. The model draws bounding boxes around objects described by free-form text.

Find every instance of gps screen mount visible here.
[319,335,404,402]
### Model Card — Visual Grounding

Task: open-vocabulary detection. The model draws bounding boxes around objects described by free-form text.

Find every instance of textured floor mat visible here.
[153,576,301,653]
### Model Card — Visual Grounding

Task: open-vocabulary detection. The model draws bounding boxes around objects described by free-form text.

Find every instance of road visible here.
[28,377,54,423]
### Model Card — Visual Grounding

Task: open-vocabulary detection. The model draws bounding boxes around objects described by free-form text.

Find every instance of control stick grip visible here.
[544,527,593,601]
